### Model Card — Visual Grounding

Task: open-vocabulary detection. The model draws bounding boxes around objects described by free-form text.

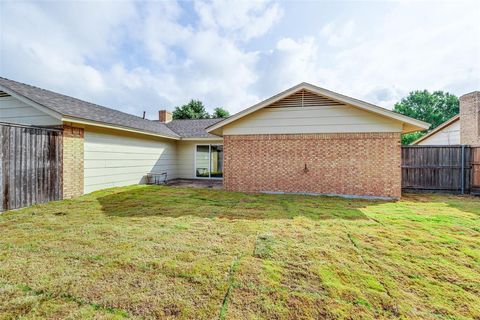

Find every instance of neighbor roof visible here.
[0,77,180,139]
[411,115,459,145]
[207,82,431,134]
[166,118,224,138]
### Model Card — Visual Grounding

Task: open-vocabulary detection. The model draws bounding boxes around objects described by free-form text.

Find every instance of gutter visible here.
[62,116,181,140]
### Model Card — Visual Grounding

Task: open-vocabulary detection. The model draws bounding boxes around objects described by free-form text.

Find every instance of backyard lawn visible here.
[0,185,479,319]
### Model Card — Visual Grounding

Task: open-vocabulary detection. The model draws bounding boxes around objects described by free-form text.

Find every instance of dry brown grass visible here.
[0,186,479,319]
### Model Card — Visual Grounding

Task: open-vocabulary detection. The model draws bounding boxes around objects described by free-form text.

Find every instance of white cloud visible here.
[0,1,135,99]
[195,0,283,41]
[0,0,478,118]
[138,1,263,112]
[320,20,357,47]
[263,37,322,88]
[328,2,480,107]
[256,1,479,109]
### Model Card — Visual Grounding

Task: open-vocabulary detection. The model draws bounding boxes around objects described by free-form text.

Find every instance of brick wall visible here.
[460,91,480,145]
[63,125,84,198]
[223,133,401,198]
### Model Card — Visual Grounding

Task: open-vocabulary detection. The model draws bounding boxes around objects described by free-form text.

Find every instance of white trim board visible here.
[207,82,430,135]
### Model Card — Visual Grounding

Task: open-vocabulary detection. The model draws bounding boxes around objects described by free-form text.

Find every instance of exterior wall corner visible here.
[460,91,480,145]
[62,125,84,198]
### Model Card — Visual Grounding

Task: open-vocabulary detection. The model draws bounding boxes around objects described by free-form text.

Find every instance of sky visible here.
[0,0,479,119]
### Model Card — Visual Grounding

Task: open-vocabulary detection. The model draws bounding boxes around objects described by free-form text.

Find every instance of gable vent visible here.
[268,89,344,108]
[0,91,10,98]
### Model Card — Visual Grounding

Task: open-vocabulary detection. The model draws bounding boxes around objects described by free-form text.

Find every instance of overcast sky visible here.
[0,0,479,119]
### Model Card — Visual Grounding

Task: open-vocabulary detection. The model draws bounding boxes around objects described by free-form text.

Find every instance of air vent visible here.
[268,89,344,108]
[0,91,10,98]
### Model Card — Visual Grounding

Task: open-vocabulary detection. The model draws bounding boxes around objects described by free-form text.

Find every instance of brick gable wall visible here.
[223,133,401,198]
[63,125,84,198]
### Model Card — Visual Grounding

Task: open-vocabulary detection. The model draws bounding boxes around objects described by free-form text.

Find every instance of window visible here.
[196,144,223,178]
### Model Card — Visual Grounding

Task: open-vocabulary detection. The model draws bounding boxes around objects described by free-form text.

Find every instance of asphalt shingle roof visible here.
[166,118,225,138]
[0,77,180,138]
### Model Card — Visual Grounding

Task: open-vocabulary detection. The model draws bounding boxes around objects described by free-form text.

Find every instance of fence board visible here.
[0,123,63,211]
[402,145,471,193]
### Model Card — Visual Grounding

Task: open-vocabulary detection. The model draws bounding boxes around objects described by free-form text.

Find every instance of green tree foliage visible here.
[172,100,230,120]
[393,90,459,144]
[212,107,230,118]
[172,100,211,119]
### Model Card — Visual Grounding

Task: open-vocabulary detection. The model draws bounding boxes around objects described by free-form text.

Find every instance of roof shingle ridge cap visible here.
[170,118,226,121]
[1,77,177,125]
[0,76,180,138]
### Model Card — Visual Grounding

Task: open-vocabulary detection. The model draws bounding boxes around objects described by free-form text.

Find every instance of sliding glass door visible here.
[195,144,223,178]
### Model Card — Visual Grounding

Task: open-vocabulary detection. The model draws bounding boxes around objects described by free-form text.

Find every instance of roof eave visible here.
[206,82,431,133]
[180,136,223,141]
[411,115,459,145]
[62,116,180,140]
[0,84,63,120]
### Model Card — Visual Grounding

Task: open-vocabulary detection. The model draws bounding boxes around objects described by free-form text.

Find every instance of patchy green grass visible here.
[0,186,479,319]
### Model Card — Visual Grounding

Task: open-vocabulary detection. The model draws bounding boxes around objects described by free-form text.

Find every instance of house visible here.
[412,91,480,145]
[0,77,429,199]
[413,116,460,145]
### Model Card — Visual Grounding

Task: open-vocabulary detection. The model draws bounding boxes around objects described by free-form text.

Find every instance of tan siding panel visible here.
[176,140,223,179]
[0,96,61,126]
[418,121,460,145]
[222,104,402,135]
[84,128,177,193]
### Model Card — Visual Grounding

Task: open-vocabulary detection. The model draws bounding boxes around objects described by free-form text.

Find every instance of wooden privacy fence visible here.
[402,145,473,194]
[0,123,63,211]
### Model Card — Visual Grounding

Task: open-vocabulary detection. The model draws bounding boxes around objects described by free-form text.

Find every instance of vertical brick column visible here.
[460,91,480,145]
[63,125,84,198]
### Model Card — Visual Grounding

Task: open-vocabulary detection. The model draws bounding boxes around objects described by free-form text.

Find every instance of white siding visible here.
[0,95,61,126]
[176,140,223,179]
[84,127,177,193]
[418,120,460,145]
[222,105,403,135]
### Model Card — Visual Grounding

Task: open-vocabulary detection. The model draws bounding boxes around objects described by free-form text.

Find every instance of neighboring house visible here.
[413,116,460,145]
[0,77,429,199]
[412,91,480,145]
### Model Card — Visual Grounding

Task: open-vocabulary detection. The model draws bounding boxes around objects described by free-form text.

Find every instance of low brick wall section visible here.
[63,125,84,198]
[223,133,401,198]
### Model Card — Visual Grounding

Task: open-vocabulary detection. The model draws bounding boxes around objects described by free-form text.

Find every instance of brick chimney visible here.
[159,110,172,123]
[460,91,480,145]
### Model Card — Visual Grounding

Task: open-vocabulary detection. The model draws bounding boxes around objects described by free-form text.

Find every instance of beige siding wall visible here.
[418,121,460,145]
[84,126,177,193]
[176,140,223,179]
[0,95,61,126]
[222,105,403,135]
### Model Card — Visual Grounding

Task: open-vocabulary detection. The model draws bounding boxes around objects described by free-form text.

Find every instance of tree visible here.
[393,90,459,144]
[212,107,230,118]
[172,100,210,120]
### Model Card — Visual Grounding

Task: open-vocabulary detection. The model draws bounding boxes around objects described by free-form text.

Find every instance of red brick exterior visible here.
[223,133,401,198]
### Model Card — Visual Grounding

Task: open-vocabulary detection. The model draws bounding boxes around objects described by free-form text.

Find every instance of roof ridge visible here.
[170,118,226,121]
[0,76,154,122]
[0,76,180,138]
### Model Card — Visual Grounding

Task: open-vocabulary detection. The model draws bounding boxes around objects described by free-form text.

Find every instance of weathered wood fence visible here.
[0,123,63,211]
[402,145,476,194]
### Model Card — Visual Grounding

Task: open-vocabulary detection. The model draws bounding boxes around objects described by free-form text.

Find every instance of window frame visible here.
[194,144,224,179]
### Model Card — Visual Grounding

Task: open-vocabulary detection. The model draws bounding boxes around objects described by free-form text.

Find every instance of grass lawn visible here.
[0,185,479,319]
